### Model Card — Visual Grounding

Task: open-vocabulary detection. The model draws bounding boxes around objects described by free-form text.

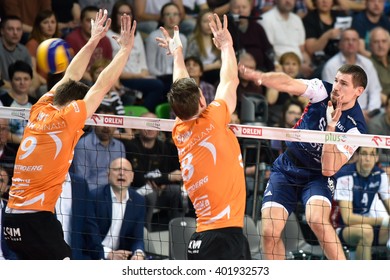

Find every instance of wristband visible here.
[168,29,182,54]
[381,216,389,228]
[326,103,334,125]
[134,249,145,258]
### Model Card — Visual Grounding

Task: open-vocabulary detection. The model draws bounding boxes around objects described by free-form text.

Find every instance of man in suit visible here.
[84,157,146,260]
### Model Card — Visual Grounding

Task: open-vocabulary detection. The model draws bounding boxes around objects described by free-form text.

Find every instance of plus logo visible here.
[371,135,383,146]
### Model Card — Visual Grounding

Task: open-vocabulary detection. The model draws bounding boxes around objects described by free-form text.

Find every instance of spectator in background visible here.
[145,2,188,97]
[25,10,61,99]
[266,52,308,127]
[259,0,313,78]
[0,118,16,183]
[351,0,390,57]
[333,147,390,260]
[1,0,52,44]
[207,0,231,15]
[134,0,188,35]
[270,99,304,156]
[107,1,166,113]
[367,96,390,173]
[185,56,216,105]
[78,0,117,15]
[71,104,126,190]
[303,0,349,79]
[322,28,382,117]
[51,0,81,38]
[65,6,113,84]
[89,58,134,140]
[369,26,390,105]
[84,157,146,260]
[186,9,221,86]
[0,16,38,93]
[228,0,275,73]
[124,112,183,232]
[0,61,37,150]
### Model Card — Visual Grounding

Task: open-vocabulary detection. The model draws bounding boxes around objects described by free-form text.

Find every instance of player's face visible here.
[357,147,378,173]
[331,72,363,110]
[109,158,134,189]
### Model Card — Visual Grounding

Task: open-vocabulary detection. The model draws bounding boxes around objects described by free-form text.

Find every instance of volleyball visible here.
[36,38,73,74]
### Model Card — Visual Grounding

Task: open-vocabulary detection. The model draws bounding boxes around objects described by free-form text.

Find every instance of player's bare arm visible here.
[84,14,136,118]
[210,13,238,114]
[238,64,308,97]
[156,25,188,81]
[322,96,348,176]
[52,9,112,92]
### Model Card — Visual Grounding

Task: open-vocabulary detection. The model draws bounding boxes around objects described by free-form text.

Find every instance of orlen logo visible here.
[242,126,262,136]
[386,138,390,146]
[371,135,383,146]
[103,116,123,125]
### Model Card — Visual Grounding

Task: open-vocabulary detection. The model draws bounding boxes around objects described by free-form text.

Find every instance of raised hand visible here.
[208,14,233,50]
[326,96,342,128]
[90,9,111,41]
[156,25,182,55]
[238,63,263,86]
[112,14,137,50]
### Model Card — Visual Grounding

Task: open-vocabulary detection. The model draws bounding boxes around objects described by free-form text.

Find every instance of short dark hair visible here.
[168,77,201,120]
[96,104,116,115]
[337,64,367,89]
[0,15,22,29]
[53,79,90,106]
[80,6,99,21]
[185,56,204,72]
[8,60,33,80]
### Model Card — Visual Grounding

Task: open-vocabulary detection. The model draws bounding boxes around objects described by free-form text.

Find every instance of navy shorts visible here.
[3,211,71,260]
[262,153,335,214]
[187,227,251,260]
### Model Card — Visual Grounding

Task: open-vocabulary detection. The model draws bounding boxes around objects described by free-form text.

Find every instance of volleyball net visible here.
[1,106,389,260]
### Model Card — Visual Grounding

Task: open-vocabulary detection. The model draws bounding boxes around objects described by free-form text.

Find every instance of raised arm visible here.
[209,14,238,114]
[51,9,111,92]
[83,15,136,118]
[156,25,189,81]
[238,65,308,96]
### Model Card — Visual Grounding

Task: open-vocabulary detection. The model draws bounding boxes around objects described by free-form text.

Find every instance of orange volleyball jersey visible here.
[7,93,86,212]
[172,100,246,232]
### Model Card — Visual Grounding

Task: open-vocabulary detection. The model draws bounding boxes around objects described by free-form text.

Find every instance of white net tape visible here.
[1,106,389,149]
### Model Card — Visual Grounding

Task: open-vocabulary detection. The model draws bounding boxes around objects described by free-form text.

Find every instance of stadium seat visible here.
[168,217,196,260]
[155,102,171,119]
[124,105,149,117]
[143,227,169,259]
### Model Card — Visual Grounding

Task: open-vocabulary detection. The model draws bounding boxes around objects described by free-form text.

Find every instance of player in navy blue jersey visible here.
[239,64,367,260]
[333,147,390,260]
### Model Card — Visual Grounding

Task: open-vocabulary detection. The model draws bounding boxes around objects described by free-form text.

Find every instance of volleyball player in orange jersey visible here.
[3,10,137,259]
[156,14,250,259]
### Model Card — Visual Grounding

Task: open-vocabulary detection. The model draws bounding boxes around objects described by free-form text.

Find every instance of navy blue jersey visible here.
[334,163,389,227]
[286,79,367,172]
